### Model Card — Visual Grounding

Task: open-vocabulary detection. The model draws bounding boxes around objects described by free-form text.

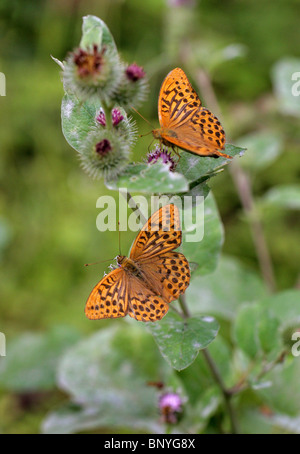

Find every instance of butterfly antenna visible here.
[118,221,122,256]
[84,259,114,267]
[130,106,154,129]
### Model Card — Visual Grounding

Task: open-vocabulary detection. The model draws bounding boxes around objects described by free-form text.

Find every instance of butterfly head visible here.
[152,128,178,147]
[116,255,127,267]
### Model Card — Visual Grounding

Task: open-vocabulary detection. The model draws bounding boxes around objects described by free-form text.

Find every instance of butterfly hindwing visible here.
[127,275,169,322]
[136,251,191,304]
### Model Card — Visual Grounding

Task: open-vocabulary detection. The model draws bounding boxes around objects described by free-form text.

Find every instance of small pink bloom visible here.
[126,63,146,82]
[147,146,176,171]
[112,108,124,126]
[159,392,183,424]
[96,111,106,126]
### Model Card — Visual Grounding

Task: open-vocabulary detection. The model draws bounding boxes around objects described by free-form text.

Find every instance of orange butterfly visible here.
[85,204,190,322]
[152,67,232,159]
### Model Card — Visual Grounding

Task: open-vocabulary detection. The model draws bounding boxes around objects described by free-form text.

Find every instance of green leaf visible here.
[262,185,300,210]
[80,15,118,55]
[179,180,211,201]
[258,310,281,355]
[176,143,245,184]
[259,289,300,332]
[272,57,300,117]
[57,324,168,406]
[61,93,101,152]
[233,303,261,359]
[186,255,267,321]
[147,312,219,371]
[106,162,189,194]
[255,358,300,415]
[181,192,223,275]
[178,335,233,401]
[271,414,300,434]
[233,304,282,359]
[0,326,81,392]
[236,131,283,172]
[259,290,300,352]
[42,401,163,435]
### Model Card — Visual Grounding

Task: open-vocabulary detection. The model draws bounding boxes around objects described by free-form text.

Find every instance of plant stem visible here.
[178,295,239,433]
[201,349,240,434]
[195,67,276,293]
[178,294,191,318]
[229,162,276,293]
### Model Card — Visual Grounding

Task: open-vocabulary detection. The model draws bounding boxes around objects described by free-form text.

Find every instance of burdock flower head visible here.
[147,145,176,171]
[79,129,131,181]
[110,62,148,109]
[63,44,121,103]
[125,63,146,82]
[73,44,105,78]
[159,392,183,424]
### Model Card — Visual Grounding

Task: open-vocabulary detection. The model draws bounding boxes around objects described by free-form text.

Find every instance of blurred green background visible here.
[0,0,300,433]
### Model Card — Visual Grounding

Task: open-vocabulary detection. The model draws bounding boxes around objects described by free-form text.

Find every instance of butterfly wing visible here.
[85,268,128,320]
[136,251,190,304]
[158,67,201,128]
[157,67,231,159]
[129,204,190,303]
[127,274,169,322]
[130,204,181,262]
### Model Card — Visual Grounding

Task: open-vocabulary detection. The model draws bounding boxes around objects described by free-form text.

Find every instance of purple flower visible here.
[112,108,124,126]
[159,392,183,424]
[126,63,146,82]
[96,111,106,126]
[95,139,112,156]
[147,146,176,171]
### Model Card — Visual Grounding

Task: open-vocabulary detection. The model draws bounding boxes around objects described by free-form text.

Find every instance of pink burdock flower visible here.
[112,108,124,126]
[95,139,112,156]
[96,111,106,126]
[159,392,183,424]
[126,63,146,82]
[147,146,176,171]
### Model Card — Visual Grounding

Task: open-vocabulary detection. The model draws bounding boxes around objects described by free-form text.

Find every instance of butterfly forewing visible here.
[130,204,181,261]
[158,67,201,129]
[85,268,128,320]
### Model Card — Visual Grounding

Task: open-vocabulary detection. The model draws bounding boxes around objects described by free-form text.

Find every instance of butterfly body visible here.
[153,68,232,159]
[85,204,190,322]
[117,255,144,279]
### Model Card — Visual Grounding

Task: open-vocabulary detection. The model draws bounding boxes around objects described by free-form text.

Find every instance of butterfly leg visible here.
[171,146,181,167]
